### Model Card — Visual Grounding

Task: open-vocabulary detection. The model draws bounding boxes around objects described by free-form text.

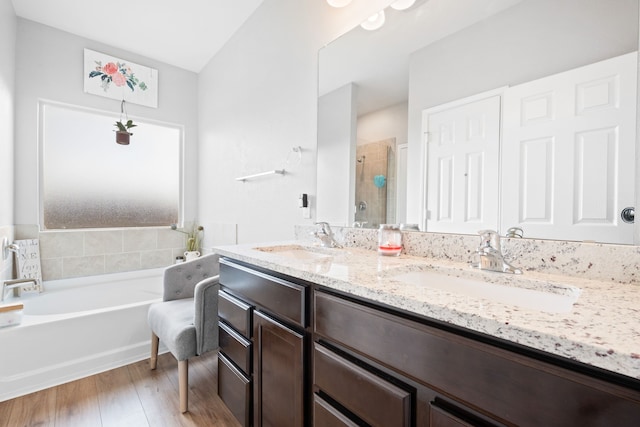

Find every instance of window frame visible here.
[37,99,185,231]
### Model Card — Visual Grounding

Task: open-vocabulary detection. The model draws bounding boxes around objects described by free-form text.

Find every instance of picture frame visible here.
[83,48,158,108]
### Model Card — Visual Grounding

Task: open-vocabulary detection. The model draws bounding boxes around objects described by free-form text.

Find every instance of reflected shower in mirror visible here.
[354,139,395,228]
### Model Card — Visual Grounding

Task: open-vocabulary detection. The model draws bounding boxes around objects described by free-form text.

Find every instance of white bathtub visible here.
[0,268,164,402]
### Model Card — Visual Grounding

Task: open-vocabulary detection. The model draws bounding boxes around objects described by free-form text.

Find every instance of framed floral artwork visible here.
[83,48,158,108]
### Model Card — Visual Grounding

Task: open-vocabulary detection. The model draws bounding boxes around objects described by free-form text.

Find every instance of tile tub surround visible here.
[295,225,640,285]
[14,226,189,281]
[0,225,15,281]
[214,240,640,380]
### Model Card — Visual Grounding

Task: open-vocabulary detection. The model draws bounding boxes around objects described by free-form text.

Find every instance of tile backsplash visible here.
[295,225,640,285]
[15,225,188,281]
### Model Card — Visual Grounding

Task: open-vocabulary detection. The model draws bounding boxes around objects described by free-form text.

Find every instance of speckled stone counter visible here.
[214,239,640,381]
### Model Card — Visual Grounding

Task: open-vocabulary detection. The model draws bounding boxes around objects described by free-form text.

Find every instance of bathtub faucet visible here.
[2,238,20,261]
[1,278,37,302]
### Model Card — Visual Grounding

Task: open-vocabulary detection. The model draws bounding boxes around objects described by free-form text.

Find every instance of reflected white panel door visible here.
[424,95,500,233]
[501,52,637,244]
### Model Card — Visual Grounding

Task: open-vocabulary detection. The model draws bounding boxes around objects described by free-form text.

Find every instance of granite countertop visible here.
[213,241,640,381]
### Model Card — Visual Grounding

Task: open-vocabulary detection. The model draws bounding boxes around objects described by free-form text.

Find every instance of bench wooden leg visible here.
[179,359,189,413]
[150,332,159,370]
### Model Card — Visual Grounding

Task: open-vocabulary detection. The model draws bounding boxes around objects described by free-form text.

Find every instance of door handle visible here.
[621,207,635,223]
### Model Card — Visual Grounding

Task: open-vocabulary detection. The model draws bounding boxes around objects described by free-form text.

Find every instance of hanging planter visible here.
[115,128,131,145]
[114,100,136,145]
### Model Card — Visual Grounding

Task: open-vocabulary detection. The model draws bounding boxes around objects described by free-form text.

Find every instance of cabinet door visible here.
[253,310,305,427]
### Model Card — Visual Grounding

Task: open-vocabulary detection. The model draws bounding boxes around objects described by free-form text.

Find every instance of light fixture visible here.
[360,10,386,31]
[327,0,352,7]
[389,0,416,10]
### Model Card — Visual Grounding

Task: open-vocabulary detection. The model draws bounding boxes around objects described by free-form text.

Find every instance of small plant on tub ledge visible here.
[114,119,137,145]
[171,222,204,261]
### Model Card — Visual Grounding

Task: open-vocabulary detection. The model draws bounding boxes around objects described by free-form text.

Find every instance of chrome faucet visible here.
[1,278,37,302]
[313,222,342,248]
[2,238,19,261]
[470,230,522,274]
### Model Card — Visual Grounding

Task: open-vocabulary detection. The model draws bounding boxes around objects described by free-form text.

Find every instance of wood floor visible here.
[0,351,241,427]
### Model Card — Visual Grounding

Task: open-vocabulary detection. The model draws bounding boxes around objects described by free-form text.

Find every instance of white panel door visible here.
[424,95,501,234]
[501,52,637,244]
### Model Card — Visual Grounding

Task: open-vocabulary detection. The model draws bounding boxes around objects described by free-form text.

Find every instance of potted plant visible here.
[171,222,205,261]
[114,119,136,145]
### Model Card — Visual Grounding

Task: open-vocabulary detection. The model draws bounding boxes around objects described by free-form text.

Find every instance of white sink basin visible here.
[253,244,341,274]
[254,244,339,262]
[253,244,333,260]
[391,269,581,314]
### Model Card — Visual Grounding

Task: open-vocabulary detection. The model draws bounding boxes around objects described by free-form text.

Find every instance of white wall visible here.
[0,1,15,226]
[317,83,357,226]
[197,0,391,245]
[357,101,408,145]
[14,19,199,228]
[0,0,17,279]
[405,0,639,224]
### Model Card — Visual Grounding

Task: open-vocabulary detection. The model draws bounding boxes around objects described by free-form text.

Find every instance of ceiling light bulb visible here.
[389,0,416,10]
[360,10,386,31]
[327,0,352,7]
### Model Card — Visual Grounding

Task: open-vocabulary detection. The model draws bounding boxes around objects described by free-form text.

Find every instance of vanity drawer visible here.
[220,258,307,328]
[219,321,252,375]
[430,405,473,427]
[429,401,495,427]
[314,343,411,427]
[218,353,251,427]
[219,289,253,338]
[313,394,359,427]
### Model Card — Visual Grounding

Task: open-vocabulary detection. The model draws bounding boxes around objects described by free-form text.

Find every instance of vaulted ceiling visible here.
[11,0,264,72]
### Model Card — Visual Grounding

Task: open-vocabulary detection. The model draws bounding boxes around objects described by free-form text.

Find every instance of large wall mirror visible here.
[317,0,639,244]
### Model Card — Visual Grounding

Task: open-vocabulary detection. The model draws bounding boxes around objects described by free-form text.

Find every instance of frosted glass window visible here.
[40,102,182,229]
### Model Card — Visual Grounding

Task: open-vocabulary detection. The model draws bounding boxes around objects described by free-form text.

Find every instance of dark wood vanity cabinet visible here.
[218,259,640,426]
[218,258,310,427]
[313,289,640,427]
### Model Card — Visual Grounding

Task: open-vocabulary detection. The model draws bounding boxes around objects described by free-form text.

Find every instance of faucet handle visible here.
[314,222,332,235]
[477,229,501,251]
[505,227,524,238]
